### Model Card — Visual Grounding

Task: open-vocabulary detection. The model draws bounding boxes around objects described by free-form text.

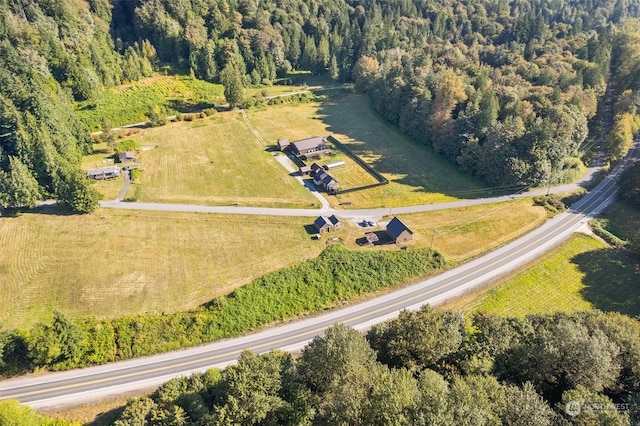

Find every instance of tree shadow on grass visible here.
[316,96,492,199]
[571,248,640,317]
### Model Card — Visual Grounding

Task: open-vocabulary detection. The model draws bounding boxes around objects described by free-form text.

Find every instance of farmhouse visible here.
[288,136,331,159]
[314,215,343,233]
[313,169,339,194]
[118,151,135,163]
[87,165,121,180]
[385,217,413,243]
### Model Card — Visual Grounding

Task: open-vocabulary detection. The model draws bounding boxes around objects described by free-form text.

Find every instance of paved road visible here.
[100,163,602,217]
[2,141,636,410]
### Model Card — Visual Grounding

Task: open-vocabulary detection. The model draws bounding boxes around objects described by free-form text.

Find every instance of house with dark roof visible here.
[385,217,413,243]
[314,215,343,233]
[289,136,331,159]
[313,170,339,194]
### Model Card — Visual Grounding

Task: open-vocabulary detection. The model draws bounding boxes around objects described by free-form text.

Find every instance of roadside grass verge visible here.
[247,94,486,208]
[1,245,445,374]
[437,231,640,319]
[120,113,318,208]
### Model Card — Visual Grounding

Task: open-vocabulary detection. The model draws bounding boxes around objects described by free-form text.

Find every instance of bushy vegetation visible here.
[76,76,224,130]
[0,245,445,375]
[106,310,640,425]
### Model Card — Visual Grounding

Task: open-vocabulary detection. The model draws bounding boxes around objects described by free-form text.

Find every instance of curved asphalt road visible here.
[1,139,637,410]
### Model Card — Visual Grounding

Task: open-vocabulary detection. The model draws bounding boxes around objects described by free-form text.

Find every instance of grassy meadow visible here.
[247,93,487,208]
[76,75,225,131]
[438,231,640,319]
[0,208,323,330]
[0,198,549,330]
[107,113,319,207]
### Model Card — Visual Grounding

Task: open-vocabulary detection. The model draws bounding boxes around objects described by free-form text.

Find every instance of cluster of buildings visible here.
[279,136,342,194]
[86,151,136,180]
[312,214,414,245]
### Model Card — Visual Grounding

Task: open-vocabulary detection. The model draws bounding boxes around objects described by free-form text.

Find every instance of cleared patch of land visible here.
[0,199,547,330]
[438,233,640,318]
[121,114,319,207]
[247,94,486,208]
[341,198,548,260]
[82,142,126,200]
[76,75,225,131]
[0,208,323,330]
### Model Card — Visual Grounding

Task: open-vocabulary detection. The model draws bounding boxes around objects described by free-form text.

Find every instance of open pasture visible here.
[124,113,319,207]
[247,94,486,208]
[438,233,640,318]
[0,209,322,330]
[0,198,549,330]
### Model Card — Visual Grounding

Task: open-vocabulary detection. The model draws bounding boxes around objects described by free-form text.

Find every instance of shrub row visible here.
[0,245,446,376]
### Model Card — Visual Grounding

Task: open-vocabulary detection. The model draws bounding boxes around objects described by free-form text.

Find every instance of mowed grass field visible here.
[248,94,486,208]
[0,208,323,330]
[0,198,548,330]
[438,232,640,318]
[123,114,319,207]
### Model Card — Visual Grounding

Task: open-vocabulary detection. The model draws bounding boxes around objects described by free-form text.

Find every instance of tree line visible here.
[3,0,640,210]
[0,245,445,376]
[108,308,640,425]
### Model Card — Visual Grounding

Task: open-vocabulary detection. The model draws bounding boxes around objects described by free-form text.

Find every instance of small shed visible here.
[118,151,135,163]
[365,232,379,244]
[385,217,413,244]
[324,161,346,170]
[299,165,312,176]
[278,139,290,151]
[314,215,343,233]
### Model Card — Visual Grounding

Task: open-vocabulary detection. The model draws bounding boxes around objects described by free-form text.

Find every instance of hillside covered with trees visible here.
[2,0,640,211]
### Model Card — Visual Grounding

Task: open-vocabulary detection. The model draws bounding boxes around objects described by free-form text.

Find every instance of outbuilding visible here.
[314,215,343,233]
[385,217,413,244]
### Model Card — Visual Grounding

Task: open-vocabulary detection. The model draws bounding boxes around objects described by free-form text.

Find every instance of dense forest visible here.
[2,0,640,210]
[107,308,640,425]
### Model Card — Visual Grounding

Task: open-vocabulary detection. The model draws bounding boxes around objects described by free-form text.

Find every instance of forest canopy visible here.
[2,0,640,209]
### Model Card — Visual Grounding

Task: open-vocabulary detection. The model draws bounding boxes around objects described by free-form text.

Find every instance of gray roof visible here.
[119,151,135,161]
[87,165,120,176]
[386,217,412,239]
[291,136,328,152]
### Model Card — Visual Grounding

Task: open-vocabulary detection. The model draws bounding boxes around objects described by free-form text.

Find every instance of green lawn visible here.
[247,94,486,208]
[76,75,226,131]
[121,113,318,208]
[439,232,640,318]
